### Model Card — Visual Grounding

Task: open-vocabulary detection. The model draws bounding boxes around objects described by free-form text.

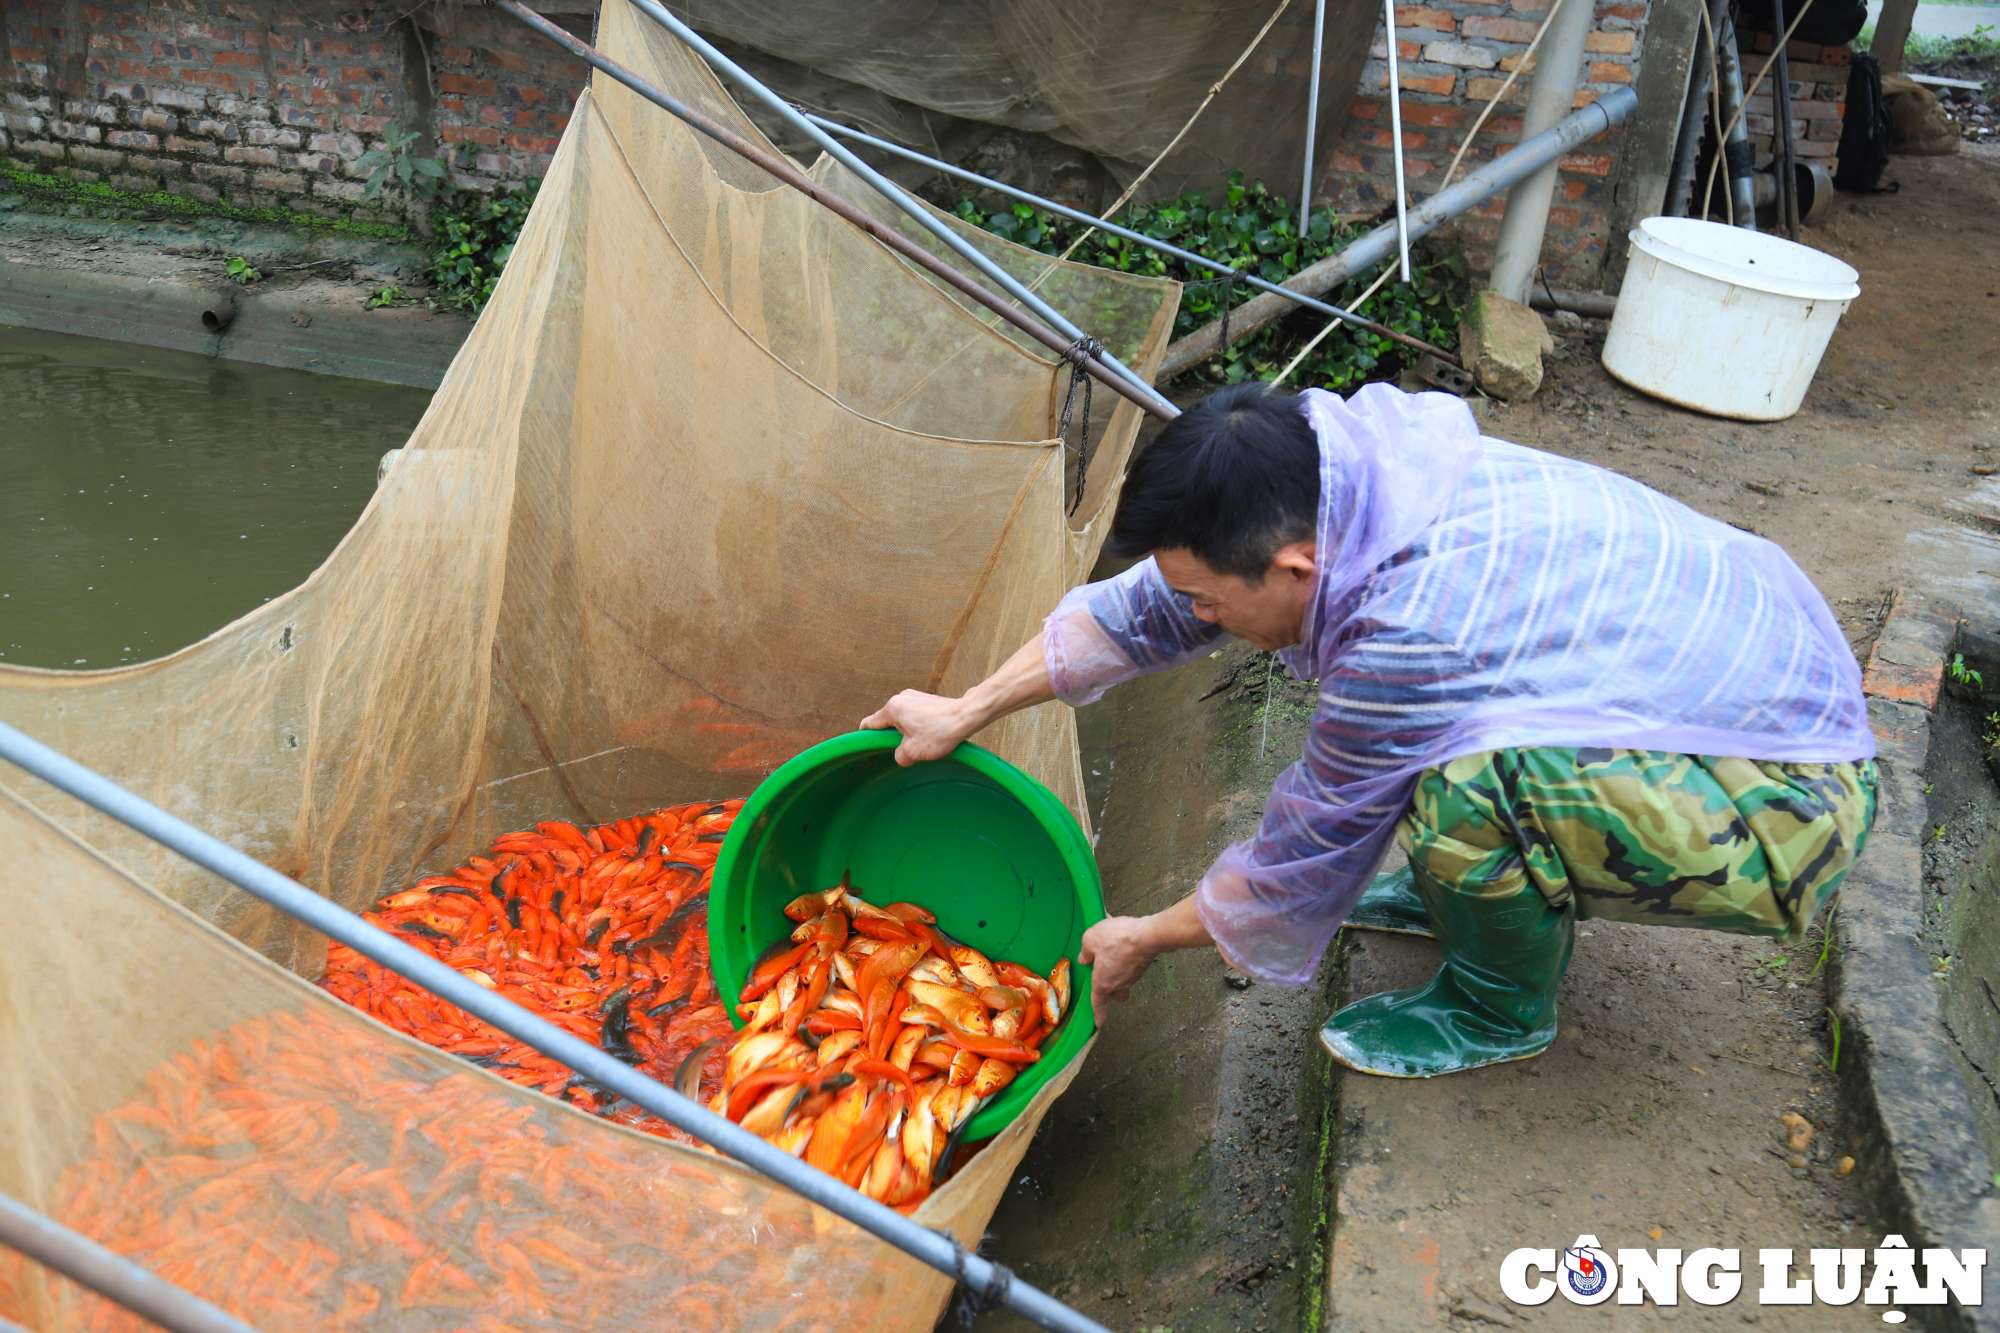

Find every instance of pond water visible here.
[0,326,434,669]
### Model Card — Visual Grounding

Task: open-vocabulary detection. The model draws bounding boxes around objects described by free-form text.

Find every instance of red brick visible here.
[1584,30,1634,54]
[1362,127,1428,149]
[1466,76,1529,103]
[439,73,493,96]
[1547,205,1581,228]
[1397,102,1466,127]
[1401,72,1456,95]
[1394,5,1458,31]
[1351,97,1382,119]
[1587,61,1631,84]
[182,69,239,90]
[222,143,276,164]
[211,51,259,67]
[1327,152,1369,174]
[1597,2,1646,15]
[1463,15,1540,42]
[1558,152,1612,175]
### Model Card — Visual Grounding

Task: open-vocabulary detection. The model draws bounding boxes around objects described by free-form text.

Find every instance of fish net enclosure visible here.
[663,0,1376,206]
[0,2,1176,1328]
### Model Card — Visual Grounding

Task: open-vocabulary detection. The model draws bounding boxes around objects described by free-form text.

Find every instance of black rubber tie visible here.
[948,1230,1014,1331]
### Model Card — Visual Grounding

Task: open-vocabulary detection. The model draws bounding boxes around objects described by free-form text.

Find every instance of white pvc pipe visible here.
[1382,0,1412,281]
[1487,0,1597,302]
[1301,0,1327,237]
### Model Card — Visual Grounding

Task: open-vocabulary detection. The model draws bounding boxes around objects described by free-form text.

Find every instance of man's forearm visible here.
[1142,892,1214,953]
[955,631,1057,732]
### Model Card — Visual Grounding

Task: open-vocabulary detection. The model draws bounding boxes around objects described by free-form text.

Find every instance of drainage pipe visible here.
[1157,85,1636,379]
[806,116,1460,367]
[621,0,1176,418]
[491,0,1174,423]
[0,719,1115,1333]
[0,1191,264,1333]
[1487,0,1598,303]
[1715,11,1759,229]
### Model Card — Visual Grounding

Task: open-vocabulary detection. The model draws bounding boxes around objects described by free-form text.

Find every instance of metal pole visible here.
[805,116,1461,367]
[1769,0,1799,238]
[1301,0,1327,238]
[1156,86,1636,377]
[620,0,1177,418]
[490,0,1174,423]
[1382,0,1412,282]
[0,1191,265,1333]
[0,721,1115,1333]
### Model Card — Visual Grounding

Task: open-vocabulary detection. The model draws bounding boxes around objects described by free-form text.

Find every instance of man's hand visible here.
[1078,892,1216,1022]
[860,690,978,766]
[860,631,1056,768]
[1078,915,1163,1020]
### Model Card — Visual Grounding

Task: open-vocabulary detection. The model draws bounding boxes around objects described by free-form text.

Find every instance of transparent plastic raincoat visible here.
[1043,385,1874,985]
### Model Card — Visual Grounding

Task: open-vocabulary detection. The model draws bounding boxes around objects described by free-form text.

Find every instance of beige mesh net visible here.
[0,4,1173,1328]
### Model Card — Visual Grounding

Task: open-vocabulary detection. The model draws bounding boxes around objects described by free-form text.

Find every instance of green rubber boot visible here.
[1320,865,1574,1077]
[1343,864,1434,937]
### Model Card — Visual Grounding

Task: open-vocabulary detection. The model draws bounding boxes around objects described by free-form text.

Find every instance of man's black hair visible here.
[1104,381,1320,581]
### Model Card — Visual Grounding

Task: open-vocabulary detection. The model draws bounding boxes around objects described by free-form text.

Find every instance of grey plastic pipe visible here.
[0,720,1114,1333]
[0,1191,264,1333]
[622,0,1176,418]
[803,115,1457,364]
[1157,85,1637,378]
[1487,0,1599,302]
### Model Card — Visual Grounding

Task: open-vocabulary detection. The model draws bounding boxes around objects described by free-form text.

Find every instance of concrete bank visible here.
[0,204,469,387]
[975,636,1342,1333]
[1852,586,2000,1330]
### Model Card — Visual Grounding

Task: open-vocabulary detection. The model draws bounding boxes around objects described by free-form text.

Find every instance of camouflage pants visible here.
[1397,748,1878,945]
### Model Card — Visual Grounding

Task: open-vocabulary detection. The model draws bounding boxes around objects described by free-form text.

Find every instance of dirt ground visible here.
[1323,142,2000,1330]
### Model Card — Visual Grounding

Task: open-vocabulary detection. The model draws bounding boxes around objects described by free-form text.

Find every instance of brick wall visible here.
[0,0,589,225]
[1312,0,1653,289]
[1740,31,1849,174]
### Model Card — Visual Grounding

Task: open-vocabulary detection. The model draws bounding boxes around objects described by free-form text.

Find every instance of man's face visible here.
[1154,541,1318,651]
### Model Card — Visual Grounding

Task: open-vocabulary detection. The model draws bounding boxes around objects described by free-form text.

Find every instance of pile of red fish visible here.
[18,1007,884,1333]
[321,800,743,1137]
[712,880,1071,1212]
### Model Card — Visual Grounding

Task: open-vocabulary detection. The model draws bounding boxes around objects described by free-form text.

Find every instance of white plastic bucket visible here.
[1601,217,1860,421]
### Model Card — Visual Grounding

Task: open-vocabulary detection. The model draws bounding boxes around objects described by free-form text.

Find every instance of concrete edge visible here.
[1836,587,2000,1329]
[0,263,469,388]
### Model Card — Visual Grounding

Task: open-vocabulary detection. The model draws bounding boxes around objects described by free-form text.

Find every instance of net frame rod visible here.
[489,0,1175,423]
[0,719,1114,1333]
[617,0,1180,418]
[805,114,1462,368]
[1300,0,1327,238]
[0,1190,266,1333]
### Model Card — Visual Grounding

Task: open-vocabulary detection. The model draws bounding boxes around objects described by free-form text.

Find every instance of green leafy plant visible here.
[357,122,451,203]
[366,284,406,309]
[224,256,261,284]
[1950,653,1984,688]
[1825,1007,1842,1073]
[425,181,539,313]
[1935,823,1948,842]
[951,172,1464,393]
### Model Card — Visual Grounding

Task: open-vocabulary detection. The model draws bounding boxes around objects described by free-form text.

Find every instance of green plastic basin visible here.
[709,729,1101,1139]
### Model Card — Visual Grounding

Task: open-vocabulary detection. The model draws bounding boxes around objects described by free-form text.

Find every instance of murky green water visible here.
[0,326,433,669]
